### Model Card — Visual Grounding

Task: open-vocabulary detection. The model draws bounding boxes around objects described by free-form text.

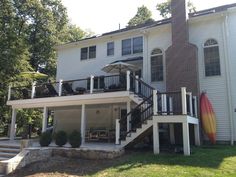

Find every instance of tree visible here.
[156,0,196,19]
[128,5,154,27]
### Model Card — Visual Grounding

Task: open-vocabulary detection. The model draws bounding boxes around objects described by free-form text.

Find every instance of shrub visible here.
[39,131,52,147]
[68,130,81,148]
[54,130,67,147]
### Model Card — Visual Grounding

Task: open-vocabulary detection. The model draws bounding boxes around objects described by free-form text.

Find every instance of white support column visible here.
[153,122,160,154]
[42,107,48,133]
[126,101,131,132]
[153,90,158,115]
[58,79,63,96]
[169,124,175,145]
[135,75,139,93]
[81,104,86,144]
[90,75,94,94]
[126,70,130,91]
[115,119,120,145]
[194,124,200,146]
[188,92,193,116]
[10,108,17,140]
[182,122,190,156]
[193,96,198,117]
[181,87,187,115]
[161,94,167,115]
[31,81,36,99]
[169,97,173,115]
[8,84,12,101]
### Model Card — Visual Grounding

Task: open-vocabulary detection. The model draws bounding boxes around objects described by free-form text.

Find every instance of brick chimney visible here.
[165,0,199,95]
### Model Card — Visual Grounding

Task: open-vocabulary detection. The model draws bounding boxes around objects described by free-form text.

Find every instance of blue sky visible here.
[62,0,236,34]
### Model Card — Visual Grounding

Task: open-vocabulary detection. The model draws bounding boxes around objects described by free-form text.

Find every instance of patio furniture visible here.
[62,82,75,95]
[21,88,30,99]
[46,83,58,97]
[75,87,86,94]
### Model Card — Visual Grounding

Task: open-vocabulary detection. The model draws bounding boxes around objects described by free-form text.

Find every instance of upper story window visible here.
[151,48,164,82]
[204,39,221,77]
[81,45,96,60]
[107,42,114,56]
[122,36,143,56]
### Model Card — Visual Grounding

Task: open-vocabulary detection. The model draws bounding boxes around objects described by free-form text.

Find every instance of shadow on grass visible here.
[6,145,236,177]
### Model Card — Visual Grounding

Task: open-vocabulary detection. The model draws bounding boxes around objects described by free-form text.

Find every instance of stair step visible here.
[0,144,20,150]
[0,152,17,158]
[0,148,20,154]
[0,157,9,161]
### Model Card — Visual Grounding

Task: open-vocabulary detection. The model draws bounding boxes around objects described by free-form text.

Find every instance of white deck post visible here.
[194,124,200,146]
[115,119,120,145]
[81,104,86,144]
[169,97,173,115]
[127,101,131,132]
[153,90,158,115]
[181,87,187,115]
[8,84,12,101]
[10,108,17,140]
[182,122,190,155]
[153,122,160,154]
[42,107,48,133]
[169,124,175,144]
[31,81,36,99]
[188,92,193,116]
[193,96,198,117]
[126,70,130,91]
[58,79,63,96]
[90,75,94,94]
[161,94,167,115]
[135,75,139,93]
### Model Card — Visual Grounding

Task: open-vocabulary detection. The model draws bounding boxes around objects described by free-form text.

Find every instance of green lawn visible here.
[91,146,236,177]
[8,145,236,177]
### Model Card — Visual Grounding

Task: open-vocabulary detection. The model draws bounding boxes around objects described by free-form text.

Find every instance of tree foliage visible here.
[156,0,196,19]
[128,5,154,27]
[0,0,87,134]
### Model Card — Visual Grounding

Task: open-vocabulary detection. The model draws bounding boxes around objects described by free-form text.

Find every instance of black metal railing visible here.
[62,78,88,96]
[157,91,182,115]
[130,75,154,99]
[119,95,153,141]
[34,81,59,98]
[10,85,32,100]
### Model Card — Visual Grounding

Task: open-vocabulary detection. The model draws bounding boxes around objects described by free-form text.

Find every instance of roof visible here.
[111,56,143,64]
[57,3,236,48]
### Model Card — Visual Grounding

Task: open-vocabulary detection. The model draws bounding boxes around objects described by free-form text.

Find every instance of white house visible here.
[7,0,236,155]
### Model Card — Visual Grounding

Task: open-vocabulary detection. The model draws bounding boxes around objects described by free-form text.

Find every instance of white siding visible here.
[189,16,231,141]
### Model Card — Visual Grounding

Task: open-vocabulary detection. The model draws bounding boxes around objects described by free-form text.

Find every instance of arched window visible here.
[204,39,221,76]
[151,48,163,82]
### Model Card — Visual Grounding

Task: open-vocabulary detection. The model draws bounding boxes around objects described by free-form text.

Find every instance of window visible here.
[204,39,221,76]
[133,37,143,54]
[107,42,114,56]
[151,48,164,82]
[122,36,143,56]
[80,46,96,60]
[122,39,132,55]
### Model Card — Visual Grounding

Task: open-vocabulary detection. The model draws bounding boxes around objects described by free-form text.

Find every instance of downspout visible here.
[222,13,234,145]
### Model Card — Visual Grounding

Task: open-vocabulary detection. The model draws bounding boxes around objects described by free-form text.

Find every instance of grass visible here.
[8,145,236,177]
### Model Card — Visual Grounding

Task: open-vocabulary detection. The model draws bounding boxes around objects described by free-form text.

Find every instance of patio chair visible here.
[21,88,30,99]
[62,82,75,95]
[46,83,58,97]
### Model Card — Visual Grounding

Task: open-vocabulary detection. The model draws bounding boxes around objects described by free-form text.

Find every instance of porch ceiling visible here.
[7,91,131,109]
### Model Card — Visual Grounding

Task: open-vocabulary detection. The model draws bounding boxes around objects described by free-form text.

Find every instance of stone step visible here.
[0,157,9,161]
[0,152,17,158]
[0,148,20,154]
[0,144,20,150]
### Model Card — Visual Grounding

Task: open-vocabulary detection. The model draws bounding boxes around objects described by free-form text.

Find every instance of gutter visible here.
[222,12,234,145]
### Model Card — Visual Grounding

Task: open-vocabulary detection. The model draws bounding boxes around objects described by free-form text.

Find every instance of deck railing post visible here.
[193,96,198,117]
[90,75,94,94]
[8,84,12,101]
[115,119,120,145]
[162,94,167,115]
[188,92,193,116]
[153,90,158,115]
[31,81,36,99]
[135,75,139,93]
[58,79,63,96]
[181,87,187,115]
[169,96,173,115]
[126,70,130,91]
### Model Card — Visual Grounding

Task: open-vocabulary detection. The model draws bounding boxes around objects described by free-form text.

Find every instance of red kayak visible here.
[200,93,217,144]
